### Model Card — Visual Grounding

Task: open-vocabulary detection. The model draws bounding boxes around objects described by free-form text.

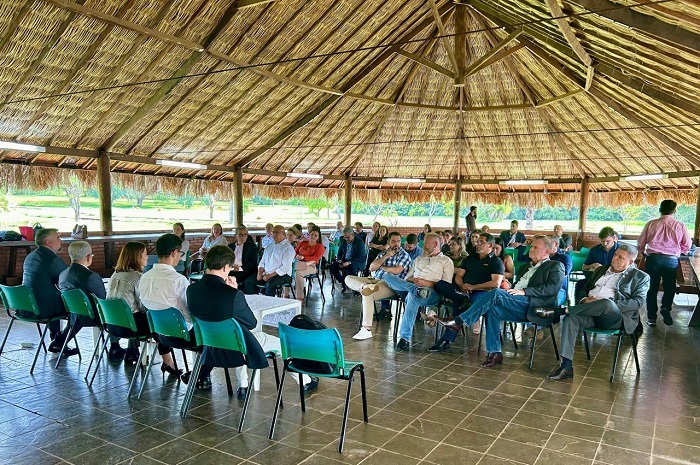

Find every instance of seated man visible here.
[187,246,315,397]
[403,233,423,261]
[583,226,619,272]
[554,225,573,253]
[345,232,412,340]
[55,241,124,359]
[538,243,649,381]
[228,226,258,285]
[432,233,504,352]
[441,230,454,254]
[244,225,294,296]
[329,227,367,292]
[22,228,69,352]
[433,236,564,367]
[353,222,367,243]
[500,220,528,261]
[329,221,344,243]
[382,233,454,351]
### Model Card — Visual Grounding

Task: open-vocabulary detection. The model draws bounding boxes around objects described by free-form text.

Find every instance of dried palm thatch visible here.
[0,0,696,200]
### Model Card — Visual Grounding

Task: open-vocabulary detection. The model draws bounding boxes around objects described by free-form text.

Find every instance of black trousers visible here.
[243,274,291,296]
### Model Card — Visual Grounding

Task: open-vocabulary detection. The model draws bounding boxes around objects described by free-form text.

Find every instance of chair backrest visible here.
[278,323,345,374]
[0,284,40,316]
[571,254,587,273]
[146,307,191,342]
[60,288,96,319]
[579,247,590,254]
[92,295,138,332]
[192,316,246,353]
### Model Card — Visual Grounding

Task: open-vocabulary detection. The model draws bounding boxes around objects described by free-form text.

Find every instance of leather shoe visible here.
[236,387,248,399]
[396,338,410,351]
[480,352,503,368]
[660,309,673,326]
[546,366,574,381]
[195,376,212,390]
[376,310,392,320]
[535,307,565,319]
[303,377,319,392]
[48,339,64,353]
[60,347,79,357]
[428,340,450,353]
[433,316,461,333]
[108,345,126,360]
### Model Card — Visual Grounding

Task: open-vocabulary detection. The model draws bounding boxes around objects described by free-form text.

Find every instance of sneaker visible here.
[304,377,319,392]
[646,319,657,326]
[360,284,379,296]
[353,327,373,340]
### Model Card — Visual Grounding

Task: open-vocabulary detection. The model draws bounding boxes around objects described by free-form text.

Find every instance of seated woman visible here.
[493,237,515,287]
[417,224,431,243]
[364,225,388,275]
[173,222,189,255]
[107,242,178,371]
[199,223,228,256]
[465,231,480,257]
[286,227,301,249]
[366,221,380,245]
[293,228,325,302]
[445,236,468,267]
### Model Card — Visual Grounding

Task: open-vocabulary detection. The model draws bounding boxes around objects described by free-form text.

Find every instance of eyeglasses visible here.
[237,233,248,236]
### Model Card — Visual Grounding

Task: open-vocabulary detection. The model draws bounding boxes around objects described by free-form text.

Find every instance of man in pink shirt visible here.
[637,200,691,326]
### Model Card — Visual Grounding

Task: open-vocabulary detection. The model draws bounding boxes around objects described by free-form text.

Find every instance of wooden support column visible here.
[344,176,352,227]
[694,175,700,245]
[453,181,462,234]
[96,151,115,267]
[233,166,244,226]
[576,177,590,250]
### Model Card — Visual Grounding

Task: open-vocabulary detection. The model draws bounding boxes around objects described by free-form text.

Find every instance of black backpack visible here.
[0,230,22,242]
[288,314,334,374]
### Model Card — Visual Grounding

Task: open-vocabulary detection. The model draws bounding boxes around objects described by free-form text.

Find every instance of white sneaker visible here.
[353,327,373,340]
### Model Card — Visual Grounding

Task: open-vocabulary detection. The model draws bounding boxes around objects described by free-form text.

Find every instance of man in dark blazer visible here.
[537,243,649,381]
[499,220,528,261]
[21,228,68,346]
[434,236,564,368]
[187,246,315,397]
[329,227,367,292]
[56,241,123,358]
[228,226,258,284]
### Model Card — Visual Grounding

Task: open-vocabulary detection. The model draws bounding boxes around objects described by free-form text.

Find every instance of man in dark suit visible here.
[228,226,258,284]
[499,220,528,261]
[187,246,316,397]
[56,241,124,358]
[434,236,564,368]
[21,228,69,351]
[329,227,367,292]
[537,243,649,381]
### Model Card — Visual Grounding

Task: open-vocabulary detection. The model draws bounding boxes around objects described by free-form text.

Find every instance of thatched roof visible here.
[0,0,698,203]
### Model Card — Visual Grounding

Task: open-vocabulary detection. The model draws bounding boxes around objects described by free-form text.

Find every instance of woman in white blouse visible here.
[172,222,189,254]
[199,223,228,255]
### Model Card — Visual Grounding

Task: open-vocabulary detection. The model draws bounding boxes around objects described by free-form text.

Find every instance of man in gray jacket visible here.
[537,243,649,381]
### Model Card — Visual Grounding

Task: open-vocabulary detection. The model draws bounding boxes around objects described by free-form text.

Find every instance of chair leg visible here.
[84,330,105,383]
[30,324,50,375]
[583,331,591,360]
[317,275,325,303]
[180,353,203,418]
[339,375,355,453]
[305,278,311,306]
[359,367,368,423]
[224,368,233,396]
[477,318,484,355]
[54,324,75,369]
[267,351,283,409]
[181,349,189,373]
[610,332,624,383]
[0,318,15,355]
[238,368,256,432]
[137,343,159,399]
[549,325,560,360]
[630,333,640,375]
[528,325,538,370]
[90,336,111,388]
[170,349,178,372]
[299,370,306,412]
[268,366,289,440]
[35,322,47,353]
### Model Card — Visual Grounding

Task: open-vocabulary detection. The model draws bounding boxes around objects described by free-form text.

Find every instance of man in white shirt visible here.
[329,221,344,243]
[260,223,275,250]
[244,225,295,296]
[382,233,454,350]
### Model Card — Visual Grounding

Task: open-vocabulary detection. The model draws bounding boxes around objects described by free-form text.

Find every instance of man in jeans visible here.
[382,233,454,351]
[637,200,691,326]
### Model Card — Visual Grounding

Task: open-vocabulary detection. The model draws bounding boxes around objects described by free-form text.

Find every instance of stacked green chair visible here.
[57,288,103,370]
[269,323,368,453]
[583,326,639,382]
[0,284,66,374]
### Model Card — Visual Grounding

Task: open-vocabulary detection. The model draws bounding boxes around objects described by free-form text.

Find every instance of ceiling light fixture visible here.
[0,140,45,152]
[382,177,426,183]
[619,174,668,182]
[499,179,548,185]
[155,160,207,170]
[287,172,323,179]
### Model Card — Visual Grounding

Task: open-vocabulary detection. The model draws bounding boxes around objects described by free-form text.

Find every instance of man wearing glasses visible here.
[328,227,367,293]
[244,225,295,296]
[228,226,258,286]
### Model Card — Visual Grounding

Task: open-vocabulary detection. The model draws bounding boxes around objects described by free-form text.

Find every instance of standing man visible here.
[465,206,477,236]
[21,228,72,354]
[637,200,691,326]
[553,225,573,253]
[245,225,295,296]
[537,244,649,381]
[433,236,564,367]
[382,233,454,351]
[329,227,367,292]
[346,232,412,340]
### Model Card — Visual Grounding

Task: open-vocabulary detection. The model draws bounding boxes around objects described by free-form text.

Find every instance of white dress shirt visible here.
[515,259,547,290]
[588,269,623,300]
[261,233,275,249]
[259,239,295,277]
[406,252,454,283]
[139,264,191,325]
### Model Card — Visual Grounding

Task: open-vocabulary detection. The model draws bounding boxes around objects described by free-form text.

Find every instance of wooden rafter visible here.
[545,0,593,67]
[427,0,460,78]
[454,2,468,85]
[395,49,454,79]
[463,29,524,78]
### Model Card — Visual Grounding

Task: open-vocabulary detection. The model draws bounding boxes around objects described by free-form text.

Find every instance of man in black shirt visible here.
[432,233,504,352]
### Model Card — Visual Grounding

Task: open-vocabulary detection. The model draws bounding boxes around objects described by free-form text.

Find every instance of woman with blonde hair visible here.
[199,223,227,255]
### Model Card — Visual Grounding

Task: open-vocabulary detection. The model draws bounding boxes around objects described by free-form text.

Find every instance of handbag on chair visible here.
[71,224,88,239]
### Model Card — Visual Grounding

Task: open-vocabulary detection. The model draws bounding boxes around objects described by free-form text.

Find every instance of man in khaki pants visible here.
[346,232,412,340]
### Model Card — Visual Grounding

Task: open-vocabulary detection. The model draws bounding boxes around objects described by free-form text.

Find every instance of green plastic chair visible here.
[579,246,590,254]
[92,295,149,394]
[181,317,281,430]
[57,289,100,370]
[504,248,518,262]
[278,261,297,299]
[583,326,639,383]
[0,284,66,374]
[269,323,368,453]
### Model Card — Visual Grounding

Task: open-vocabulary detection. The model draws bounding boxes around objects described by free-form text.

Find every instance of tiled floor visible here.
[1,284,699,465]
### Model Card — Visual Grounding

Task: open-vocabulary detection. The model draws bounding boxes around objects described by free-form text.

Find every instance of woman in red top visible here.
[294,228,325,302]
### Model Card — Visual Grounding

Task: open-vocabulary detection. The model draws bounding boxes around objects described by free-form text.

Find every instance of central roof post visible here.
[576,177,590,249]
[694,175,700,245]
[233,166,244,226]
[344,175,352,227]
[453,181,462,234]
[97,150,114,267]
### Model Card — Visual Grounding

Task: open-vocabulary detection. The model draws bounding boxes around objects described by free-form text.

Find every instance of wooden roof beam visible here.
[395,49,454,79]
[545,0,593,67]
[571,0,700,54]
[464,29,524,78]
[427,0,461,84]
[454,2,468,85]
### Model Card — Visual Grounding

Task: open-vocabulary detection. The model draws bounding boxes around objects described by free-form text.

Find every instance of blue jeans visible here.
[383,274,441,341]
[645,254,678,319]
[454,289,530,353]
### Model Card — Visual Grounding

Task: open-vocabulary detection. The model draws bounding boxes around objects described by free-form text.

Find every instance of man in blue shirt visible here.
[403,233,423,261]
[500,220,528,261]
[584,227,619,272]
